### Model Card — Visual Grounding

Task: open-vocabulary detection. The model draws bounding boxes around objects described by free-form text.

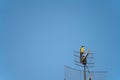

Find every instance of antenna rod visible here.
[84,64,86,80]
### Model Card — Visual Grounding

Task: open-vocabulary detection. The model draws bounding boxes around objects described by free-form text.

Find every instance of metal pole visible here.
[84,64,86,80]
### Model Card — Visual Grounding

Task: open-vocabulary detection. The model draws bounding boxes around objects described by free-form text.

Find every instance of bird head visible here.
[81,45,85,48]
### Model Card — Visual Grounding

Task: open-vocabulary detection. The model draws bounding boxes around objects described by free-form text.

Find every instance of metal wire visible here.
[64,66,107,80]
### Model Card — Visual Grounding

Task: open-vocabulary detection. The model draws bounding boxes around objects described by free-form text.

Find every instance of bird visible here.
[80,45,85,54]
[80,45,85,62]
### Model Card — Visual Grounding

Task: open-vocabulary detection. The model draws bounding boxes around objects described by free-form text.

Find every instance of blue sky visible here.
[0,0,120,80]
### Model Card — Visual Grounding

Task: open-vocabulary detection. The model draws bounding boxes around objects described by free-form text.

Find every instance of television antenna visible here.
[64,45,107,80]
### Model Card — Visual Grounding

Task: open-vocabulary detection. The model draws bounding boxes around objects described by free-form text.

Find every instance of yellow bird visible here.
[80,45,85,62]
[80,45,84,54]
